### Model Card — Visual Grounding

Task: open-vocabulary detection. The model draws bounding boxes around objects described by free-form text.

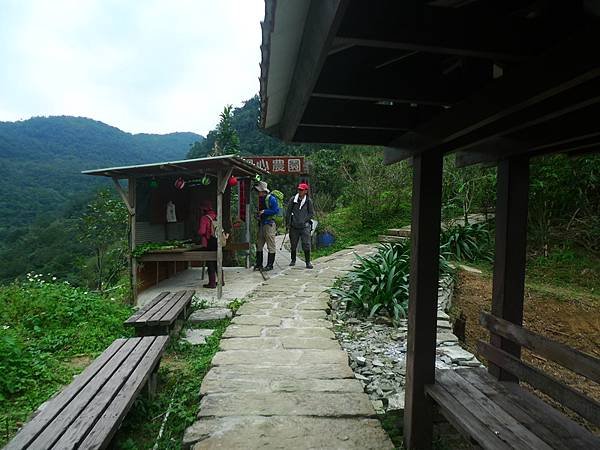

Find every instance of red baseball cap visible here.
[297,183,309,190]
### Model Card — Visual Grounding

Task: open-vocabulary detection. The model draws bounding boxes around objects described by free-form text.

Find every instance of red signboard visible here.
[244,156,306,174]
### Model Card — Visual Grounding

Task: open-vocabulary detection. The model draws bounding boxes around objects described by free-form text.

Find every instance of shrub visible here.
[331,241,454,324]
[0,274,133,399]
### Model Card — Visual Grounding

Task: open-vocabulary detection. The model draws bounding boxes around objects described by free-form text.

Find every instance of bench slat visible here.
[456,368,600,449]
[51,336,166,449]
[437,370,552,449]
[79,335,169,449]
[146,290,188,326]
[158,290,194,325]
[480,312,600,382]
[136,291,184,324]
[478,341,600,426]
[5,339,129,450]
[26,338,143,449]
[426,381,512,450]
[125,292,170,324]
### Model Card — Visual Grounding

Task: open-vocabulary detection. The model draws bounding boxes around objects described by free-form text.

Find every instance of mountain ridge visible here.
[0,115,203,231]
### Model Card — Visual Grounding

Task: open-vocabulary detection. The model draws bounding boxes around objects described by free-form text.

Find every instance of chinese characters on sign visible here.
[244,156,305,174]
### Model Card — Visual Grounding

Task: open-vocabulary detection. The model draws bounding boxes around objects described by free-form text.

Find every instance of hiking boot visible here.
[304,250,313,269]
[253,252,264,271]
[264,252,276,271]
[289,260,296,266]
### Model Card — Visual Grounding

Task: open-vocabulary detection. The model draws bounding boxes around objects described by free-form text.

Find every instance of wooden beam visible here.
[489,156,529,382]
[383,148,417,165]
[217,170,224,299]
[293,125,397,145]
[279,0,349,141]
[336,1,583,62]
[480,312,600,383]
[333,36,528,62]
[112,178,134,216]
[478,341,600,426]
[218,167,233,194]
[447,78,600,155]
[390,29,600,153]
[404,150,443,450]
[301,96,438,129]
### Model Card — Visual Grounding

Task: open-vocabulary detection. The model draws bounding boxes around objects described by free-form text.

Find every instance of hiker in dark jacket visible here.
[285,182,314,269]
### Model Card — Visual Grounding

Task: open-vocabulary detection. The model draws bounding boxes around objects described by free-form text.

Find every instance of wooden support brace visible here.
[112,177,135,216]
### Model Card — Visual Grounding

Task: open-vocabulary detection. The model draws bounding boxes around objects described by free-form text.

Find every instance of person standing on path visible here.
[254,181,279,271]
[197,200,218,288]
[285,182,314,269]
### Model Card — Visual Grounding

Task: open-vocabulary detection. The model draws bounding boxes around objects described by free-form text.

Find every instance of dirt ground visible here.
[451,269,600,434]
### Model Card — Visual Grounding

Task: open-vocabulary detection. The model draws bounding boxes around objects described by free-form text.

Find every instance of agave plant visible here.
[440,222,493,262]
[331,241,454,324]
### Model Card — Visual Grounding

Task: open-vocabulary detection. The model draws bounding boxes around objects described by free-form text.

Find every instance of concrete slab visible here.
[184,416,394,450]
[198,392,376,417]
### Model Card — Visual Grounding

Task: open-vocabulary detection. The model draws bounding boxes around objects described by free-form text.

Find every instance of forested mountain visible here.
[0,116,202,231]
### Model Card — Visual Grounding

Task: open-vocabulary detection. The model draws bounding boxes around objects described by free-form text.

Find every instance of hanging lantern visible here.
[174,177,185,189]
[228,176,238,187]
[149,179,159,189]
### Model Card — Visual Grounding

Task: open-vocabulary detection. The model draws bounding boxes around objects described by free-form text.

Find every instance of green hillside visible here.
[0,116,202,232]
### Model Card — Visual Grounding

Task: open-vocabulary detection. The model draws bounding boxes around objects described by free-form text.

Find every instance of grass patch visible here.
[313,207,408,259]
[112,317,230,450]
[0,274,133,446]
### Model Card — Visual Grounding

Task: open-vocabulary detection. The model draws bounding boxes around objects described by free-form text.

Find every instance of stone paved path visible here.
[183,244,394,450]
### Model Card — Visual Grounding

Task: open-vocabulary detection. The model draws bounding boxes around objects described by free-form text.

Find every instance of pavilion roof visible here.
[82,154,269,178]
[259,0,600,166]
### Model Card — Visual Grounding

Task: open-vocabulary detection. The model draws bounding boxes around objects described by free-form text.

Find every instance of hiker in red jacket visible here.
[197,200,218,288]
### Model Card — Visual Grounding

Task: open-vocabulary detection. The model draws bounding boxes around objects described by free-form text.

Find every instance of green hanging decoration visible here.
[149,179,159,189]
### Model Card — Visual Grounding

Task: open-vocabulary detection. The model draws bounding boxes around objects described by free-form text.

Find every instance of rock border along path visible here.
[183,244,394,450]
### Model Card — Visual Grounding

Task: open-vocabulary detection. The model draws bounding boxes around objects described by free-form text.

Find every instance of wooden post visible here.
[404,151,443,450]
[245,179,251,269]
[128,177,137,305]
[489,156,529,381]
[217,170,223,299]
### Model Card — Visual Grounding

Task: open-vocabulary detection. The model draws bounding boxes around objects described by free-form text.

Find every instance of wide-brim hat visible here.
[254,181,270,193]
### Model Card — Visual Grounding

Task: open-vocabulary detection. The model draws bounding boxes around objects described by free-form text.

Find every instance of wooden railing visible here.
[478,312,600,427]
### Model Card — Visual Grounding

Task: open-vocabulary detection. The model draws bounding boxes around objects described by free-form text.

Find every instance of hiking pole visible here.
[280,229,288,251]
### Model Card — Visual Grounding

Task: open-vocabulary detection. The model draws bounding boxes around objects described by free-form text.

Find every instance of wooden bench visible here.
[6,336,169,450]
[125,290,195,336]
[426,312,600,449]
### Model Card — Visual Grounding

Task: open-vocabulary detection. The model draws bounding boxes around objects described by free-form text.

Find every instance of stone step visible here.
[189,307,232,324]
[378,235,408,243]
[386,227,411,237]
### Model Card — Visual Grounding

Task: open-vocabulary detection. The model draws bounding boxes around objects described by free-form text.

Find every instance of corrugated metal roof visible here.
[82,154,269,178]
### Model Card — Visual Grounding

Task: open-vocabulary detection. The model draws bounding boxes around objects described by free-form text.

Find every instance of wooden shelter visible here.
[259,1,600,448]
[83,155,267,300]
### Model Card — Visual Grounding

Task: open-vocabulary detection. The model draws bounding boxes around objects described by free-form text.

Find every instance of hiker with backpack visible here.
[254,181,280,271]
[197,199,219,288]
[286,182,314,269]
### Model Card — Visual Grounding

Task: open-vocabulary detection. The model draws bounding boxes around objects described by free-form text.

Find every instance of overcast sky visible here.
[0,0,264,136]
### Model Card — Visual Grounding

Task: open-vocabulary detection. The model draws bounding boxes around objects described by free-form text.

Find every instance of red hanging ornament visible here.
[228,176,238,186]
